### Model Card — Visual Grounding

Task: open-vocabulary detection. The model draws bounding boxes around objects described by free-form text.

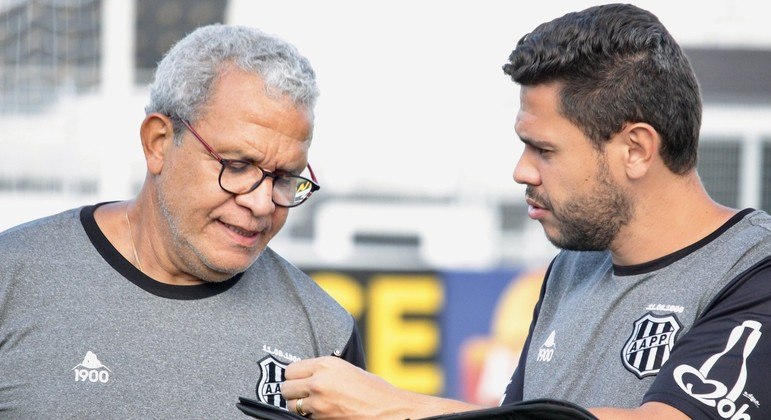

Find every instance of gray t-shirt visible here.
[503,209,771,419]
[0,204,364,419]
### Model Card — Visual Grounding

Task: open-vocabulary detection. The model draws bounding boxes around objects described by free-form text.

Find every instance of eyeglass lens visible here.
[219,163,316,207]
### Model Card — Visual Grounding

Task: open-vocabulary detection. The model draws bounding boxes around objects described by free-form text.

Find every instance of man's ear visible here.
[140,113,176,175]
[622,122,659,180]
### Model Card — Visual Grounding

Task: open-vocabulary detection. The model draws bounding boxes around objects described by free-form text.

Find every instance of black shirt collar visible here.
[80,202,242,300]
[613,208,755,276]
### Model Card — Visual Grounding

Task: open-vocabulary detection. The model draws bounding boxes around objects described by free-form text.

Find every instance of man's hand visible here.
[281,356,481,419]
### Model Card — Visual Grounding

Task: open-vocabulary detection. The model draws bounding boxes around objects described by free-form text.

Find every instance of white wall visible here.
[2,0,770,266]
[226,0,771,201]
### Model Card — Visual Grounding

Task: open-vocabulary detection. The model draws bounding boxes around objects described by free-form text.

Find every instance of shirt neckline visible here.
[613,208,755,276]
[80,202,242,300]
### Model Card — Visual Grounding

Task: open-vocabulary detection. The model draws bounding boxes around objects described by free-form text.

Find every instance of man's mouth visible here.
[526,197,545,210]
[525,186,549,211]
[524,188,551,221]
[220,220,260,238]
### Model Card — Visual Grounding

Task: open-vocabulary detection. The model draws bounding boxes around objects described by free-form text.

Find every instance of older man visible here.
[0,24,364,418]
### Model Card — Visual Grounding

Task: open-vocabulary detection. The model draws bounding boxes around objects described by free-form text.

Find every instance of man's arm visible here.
[282,356,484,419]
[590,402,688,419]
[282,356,694,419]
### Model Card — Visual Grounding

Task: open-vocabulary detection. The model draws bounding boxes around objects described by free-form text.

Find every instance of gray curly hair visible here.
[145,24,319,144]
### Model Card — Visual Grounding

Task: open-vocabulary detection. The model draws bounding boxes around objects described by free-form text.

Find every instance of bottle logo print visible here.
[674,320,762,419]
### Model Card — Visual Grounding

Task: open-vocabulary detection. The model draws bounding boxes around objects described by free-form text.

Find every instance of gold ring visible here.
[296,397,309,417]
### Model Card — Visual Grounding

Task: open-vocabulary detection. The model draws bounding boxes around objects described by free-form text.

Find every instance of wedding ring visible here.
[296,397,309,417]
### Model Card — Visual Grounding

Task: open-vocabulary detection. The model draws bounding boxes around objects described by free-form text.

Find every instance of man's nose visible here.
[513,150,540,186]
[234,178,277,216]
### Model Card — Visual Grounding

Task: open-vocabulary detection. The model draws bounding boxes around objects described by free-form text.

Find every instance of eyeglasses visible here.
[180,119,320,208]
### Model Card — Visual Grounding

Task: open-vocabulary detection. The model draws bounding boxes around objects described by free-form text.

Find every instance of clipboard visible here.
[236,396,597,419]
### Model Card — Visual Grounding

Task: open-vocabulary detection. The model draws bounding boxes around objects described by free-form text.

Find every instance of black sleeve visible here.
[339,317,367,370]
[643,257,771,419]
[500,261,554,405]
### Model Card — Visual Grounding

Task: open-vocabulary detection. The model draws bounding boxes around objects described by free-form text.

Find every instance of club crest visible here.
[622,312,682,378]
[256,355,289,408]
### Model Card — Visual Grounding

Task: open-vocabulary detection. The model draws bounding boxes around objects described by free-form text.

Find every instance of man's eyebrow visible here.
[519,135,553,149]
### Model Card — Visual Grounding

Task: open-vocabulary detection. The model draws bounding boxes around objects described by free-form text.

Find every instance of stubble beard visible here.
[156,185,247,283]
[530,160,634,251]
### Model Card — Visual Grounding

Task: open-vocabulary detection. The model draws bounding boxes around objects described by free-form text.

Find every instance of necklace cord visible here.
[124,203,144,272]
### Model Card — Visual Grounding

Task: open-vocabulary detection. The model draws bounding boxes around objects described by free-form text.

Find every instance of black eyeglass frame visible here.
[179,118,321,208]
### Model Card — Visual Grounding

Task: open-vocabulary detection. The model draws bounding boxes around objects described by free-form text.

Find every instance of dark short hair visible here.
[503,3,701,174]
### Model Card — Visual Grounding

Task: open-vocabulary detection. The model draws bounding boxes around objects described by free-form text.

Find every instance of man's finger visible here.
[284,359,315,381]
[281,376,309,400]
[285,355,338,380]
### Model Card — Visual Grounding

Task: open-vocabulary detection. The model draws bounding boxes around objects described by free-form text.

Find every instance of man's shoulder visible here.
[741,209,771,233]
[0,207,84,248]
[245,248,348,311]
[241,248,355,340]
[718,209,771,263]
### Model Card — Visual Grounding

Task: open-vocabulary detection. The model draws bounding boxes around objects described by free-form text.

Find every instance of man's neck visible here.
[609,174,737,266]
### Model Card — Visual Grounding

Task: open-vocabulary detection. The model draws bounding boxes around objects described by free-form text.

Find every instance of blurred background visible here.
[2,0,770,405]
